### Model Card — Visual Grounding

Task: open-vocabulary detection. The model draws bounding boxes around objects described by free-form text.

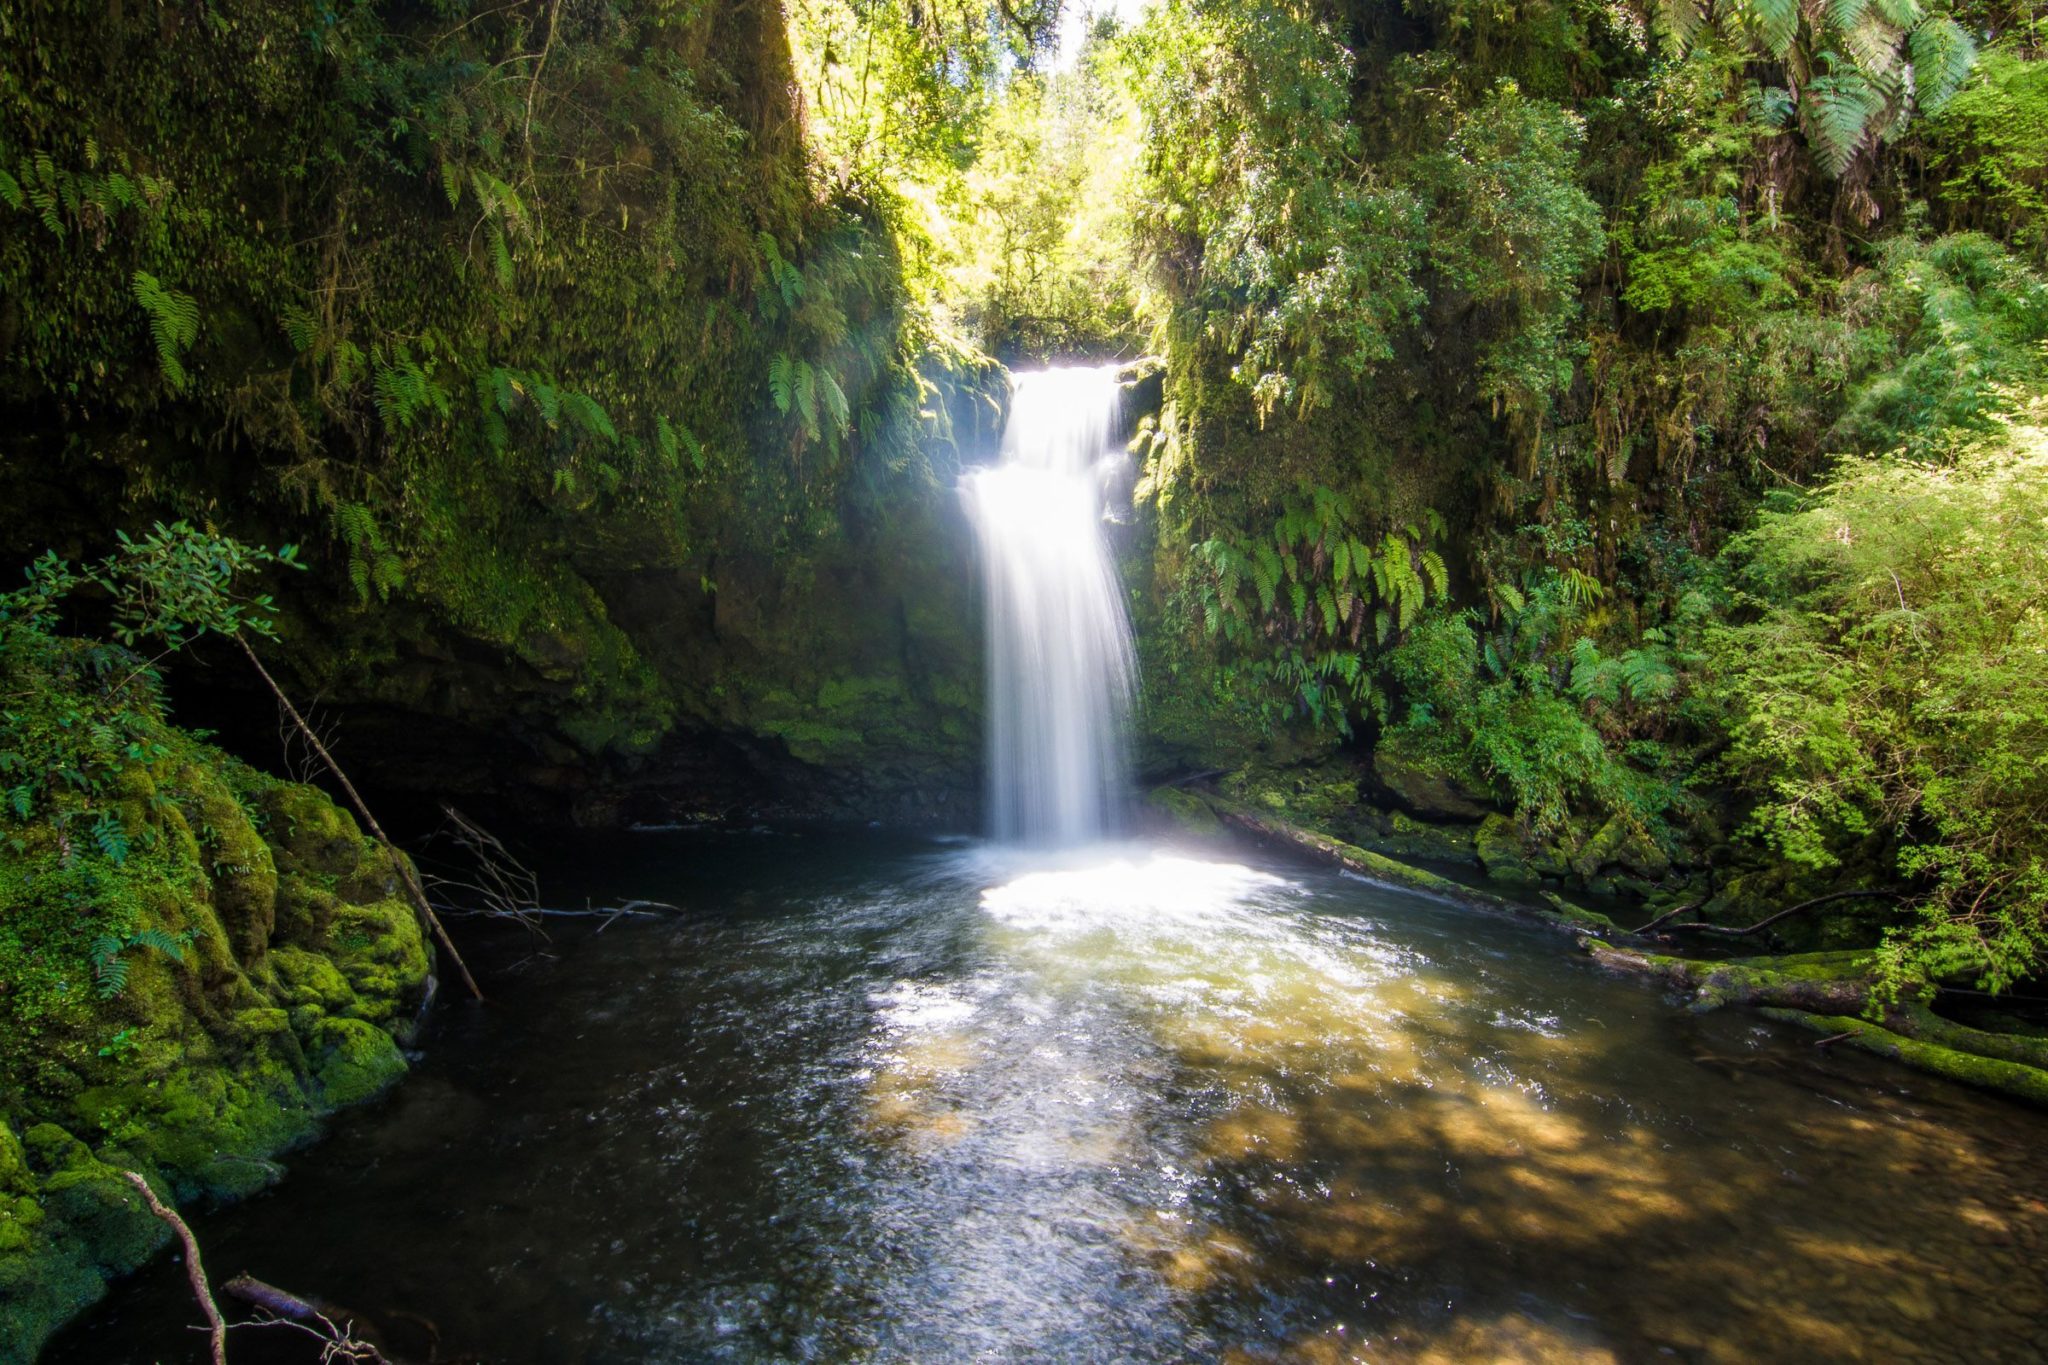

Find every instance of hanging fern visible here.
[131,270,200,390]
[768,353,795,414]
[334,502,405,602]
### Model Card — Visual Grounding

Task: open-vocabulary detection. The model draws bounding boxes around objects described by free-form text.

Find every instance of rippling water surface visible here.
[52,831,2048,1362]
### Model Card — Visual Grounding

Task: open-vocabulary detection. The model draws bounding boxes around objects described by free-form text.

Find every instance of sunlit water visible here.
[54,831,2048,1363]
[962,366,1136,844]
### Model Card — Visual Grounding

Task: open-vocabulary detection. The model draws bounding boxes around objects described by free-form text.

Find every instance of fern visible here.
[820,369,851,434]
[334,502,404,602]
[279,305,320,356]
[0,168,20,211]
[131,271,201,390]
[91,811,130,865]
[1654,0,1707,54]
[794,360,819,438]
[1747,0,1801,57]
[1909,16,1976,114]
[768,354,795,414]
[90,936,129,998]
[1804,66,1883,176]
[564,391,617,443]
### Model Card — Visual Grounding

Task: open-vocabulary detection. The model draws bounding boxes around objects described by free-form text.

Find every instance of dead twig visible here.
[1667,889,1903,938]
[224,1274,392,1363]
[120,1171,226,1365]
[1625,900,1703,935]
[239,636,484,1001]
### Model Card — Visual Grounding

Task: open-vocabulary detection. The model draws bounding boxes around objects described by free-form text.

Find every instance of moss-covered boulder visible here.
[1475,814,1542,886]
[1570,814,1672,882]
[1370,738,1496,822]
[0,719,432,1363]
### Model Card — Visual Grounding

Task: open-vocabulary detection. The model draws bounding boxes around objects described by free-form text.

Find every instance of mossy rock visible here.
[1475,814,1542,886]
[310,1018,409,1109]
[1570,814,1672,882]
[1370,740,1495,821]
[1147,785,1225,837]
[327,899,430,1022]
[271,945,358,1013]
[179,762,280,963]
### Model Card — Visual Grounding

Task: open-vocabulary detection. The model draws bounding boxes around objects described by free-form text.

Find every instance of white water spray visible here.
[963,366,1137,845]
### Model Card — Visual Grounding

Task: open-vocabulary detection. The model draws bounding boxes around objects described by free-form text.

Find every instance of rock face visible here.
[0,752,431,1363]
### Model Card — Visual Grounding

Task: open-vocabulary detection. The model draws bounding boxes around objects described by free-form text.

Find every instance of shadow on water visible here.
[47,830,2048,1364]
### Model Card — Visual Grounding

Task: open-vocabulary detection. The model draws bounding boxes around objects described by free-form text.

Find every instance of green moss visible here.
[270,947,357,1013]
[310,1018,408,1109]
[1475,814,1541,886]
[1762,1008,2048,1107]
[1147,785,1226,837]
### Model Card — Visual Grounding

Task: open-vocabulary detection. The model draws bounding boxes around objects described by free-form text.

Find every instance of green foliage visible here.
[1656,0,1979,175]
[1188,486,1451,734]
[129,271,200,391]
[1703,393,2048,996]
[1376,565,1700,839]
[1924,43,2048,264]
[1126,0,1425,417]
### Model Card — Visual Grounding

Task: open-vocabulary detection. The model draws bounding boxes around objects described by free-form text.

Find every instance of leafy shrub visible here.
[1704,391,2048,994]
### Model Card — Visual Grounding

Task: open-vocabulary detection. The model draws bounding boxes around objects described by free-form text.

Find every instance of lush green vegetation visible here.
[5,2,2048,1345]
[957,0,2047,1003]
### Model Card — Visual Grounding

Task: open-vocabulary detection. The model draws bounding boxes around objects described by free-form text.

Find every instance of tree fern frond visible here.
[1803,65,1882,175]
[1841,12,1904,79]
[565,391,617,443]
[1655,0,1707,54]
[820,368,850,433]
[1909,16,1976,113]
[794,360,819,438]
[1827,0,1872,33]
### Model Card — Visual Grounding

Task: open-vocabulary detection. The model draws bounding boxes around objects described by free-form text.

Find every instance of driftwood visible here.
[122,1172,227,1365]
[223,1274,396,1363]
[1586,943,1879,1013]
[238,637,483,1001]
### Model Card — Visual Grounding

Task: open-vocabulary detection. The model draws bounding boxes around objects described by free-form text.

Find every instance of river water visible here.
[50,828,2048,1363]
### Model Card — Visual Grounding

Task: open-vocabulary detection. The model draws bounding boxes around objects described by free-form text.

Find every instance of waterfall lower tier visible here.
[963,366,1136,846]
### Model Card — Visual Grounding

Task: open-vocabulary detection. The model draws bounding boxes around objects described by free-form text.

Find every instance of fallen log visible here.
[1584,943,1880,1014]
[1761,1008,2048,1107]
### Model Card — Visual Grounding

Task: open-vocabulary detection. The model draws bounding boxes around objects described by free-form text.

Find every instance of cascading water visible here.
[963,365,1137,846]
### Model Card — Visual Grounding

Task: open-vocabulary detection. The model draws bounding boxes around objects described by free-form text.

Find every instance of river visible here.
[50,827,2048,1363]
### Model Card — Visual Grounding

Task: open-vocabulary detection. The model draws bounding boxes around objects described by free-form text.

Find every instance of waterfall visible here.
[963,366,1137,846]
